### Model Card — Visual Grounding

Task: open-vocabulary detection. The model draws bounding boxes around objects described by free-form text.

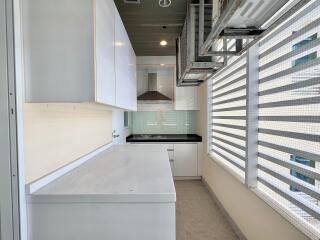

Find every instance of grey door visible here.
[0,0,20,239]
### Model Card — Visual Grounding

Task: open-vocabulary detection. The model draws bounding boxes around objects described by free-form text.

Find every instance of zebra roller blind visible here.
[258,0,320,236]
[210,53,247,179]
[209,0,320,238]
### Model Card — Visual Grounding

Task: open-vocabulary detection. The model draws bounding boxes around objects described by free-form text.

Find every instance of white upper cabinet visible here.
[128,47,138,111]
[115,12,137,111]
[175,86,199,110]
[95,0,116,105]
[23,0,95,103]
[22,0,137,111]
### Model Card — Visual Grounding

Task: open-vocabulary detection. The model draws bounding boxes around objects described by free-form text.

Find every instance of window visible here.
[292,36,317,66]
[290,155,316,192]
[209,54,247,179]
[208,1,320,239]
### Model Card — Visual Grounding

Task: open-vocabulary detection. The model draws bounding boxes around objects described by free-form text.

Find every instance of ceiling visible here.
[114,0,187,56]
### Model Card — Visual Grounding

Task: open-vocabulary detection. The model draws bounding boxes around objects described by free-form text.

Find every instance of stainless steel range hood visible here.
[137,73,172,103]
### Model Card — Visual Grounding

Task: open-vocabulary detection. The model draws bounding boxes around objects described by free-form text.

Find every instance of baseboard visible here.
[26,142,113,194]
[174,176,202,181]
[202,178,248,240]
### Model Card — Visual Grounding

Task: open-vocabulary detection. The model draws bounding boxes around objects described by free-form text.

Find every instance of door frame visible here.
[0,0,25,239]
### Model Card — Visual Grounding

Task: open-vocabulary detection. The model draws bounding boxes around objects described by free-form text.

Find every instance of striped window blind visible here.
[210,54,247,179]
[209,0,320,238]
[257,0,320,237]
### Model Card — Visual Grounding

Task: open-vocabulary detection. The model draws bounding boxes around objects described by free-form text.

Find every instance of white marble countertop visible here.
[28,144,176,203]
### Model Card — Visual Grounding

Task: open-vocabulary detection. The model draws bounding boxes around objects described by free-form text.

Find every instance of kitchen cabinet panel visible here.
[128,142,199,177]
[173,144,198,177]
[23,0,137,110]
[170,160,174,176]
[115,11,137,111]
[115,11,129,109]
[23,0,95,102]
[128,46,138,111]
[167,150,174,160]
[95,0,116,105]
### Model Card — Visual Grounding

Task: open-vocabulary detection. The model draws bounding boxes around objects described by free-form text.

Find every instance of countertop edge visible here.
[27,193,176,204]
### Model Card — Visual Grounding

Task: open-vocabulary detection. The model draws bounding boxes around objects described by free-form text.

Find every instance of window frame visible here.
[206,1,320,238]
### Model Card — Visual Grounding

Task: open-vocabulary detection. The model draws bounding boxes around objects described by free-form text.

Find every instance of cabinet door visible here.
[23,0,94,102]
[95,0,116,105]
[175,86,199,110]
[128,45,137,111]
[115,11,137,111]
[173,144,198,177]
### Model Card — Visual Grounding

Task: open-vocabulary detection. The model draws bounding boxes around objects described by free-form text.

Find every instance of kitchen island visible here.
[27,144,176,240]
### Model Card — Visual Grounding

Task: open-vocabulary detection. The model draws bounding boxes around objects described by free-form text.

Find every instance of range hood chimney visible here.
[137,73,172,102]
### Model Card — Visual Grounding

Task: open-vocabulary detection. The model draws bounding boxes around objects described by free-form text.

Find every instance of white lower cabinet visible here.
[173,144,198,177]
[131,143,198,177]
[167,148,174,175]
[169,159,174,176]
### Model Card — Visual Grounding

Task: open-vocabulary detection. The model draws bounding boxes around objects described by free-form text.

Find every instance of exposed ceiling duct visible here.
[176,0,310,86]
[176,1,224,86]
[198,0,310,57]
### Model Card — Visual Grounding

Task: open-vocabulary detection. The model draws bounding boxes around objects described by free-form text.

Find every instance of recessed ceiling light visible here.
[160,40,167,46]
[159,0,171,7]
[160,64,165,66]
[115,41,124,47]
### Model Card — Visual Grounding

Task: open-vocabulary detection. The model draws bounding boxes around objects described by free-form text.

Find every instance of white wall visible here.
[24,103,113,183]
[198,83,309,240]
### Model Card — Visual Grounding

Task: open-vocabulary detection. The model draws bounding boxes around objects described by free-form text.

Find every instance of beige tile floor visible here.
[175,180,239,240]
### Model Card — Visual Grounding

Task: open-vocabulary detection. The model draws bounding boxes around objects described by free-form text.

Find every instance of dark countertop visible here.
[126,134,202,143]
